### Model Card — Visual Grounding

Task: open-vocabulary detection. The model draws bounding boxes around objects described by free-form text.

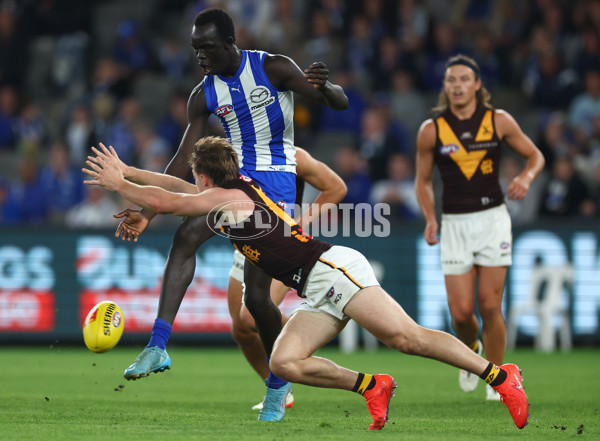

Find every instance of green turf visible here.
[0,346,598,440]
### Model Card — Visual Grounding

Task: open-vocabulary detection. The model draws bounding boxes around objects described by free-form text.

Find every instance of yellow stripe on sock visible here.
[485,365,501,385]
[357,374,373,395]
[469,341,479,352]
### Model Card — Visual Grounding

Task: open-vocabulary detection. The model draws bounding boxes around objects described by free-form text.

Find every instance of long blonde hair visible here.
[432,54,492,113]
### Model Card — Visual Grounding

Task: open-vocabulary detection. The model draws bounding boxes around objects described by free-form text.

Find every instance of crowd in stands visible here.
[0,0,599,228]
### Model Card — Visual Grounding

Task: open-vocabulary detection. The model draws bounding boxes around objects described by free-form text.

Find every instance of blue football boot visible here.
[258,381,292,421]
[124,347,171,380]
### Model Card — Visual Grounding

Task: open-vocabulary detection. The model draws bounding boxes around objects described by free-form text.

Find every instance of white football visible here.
[83,301,125,353]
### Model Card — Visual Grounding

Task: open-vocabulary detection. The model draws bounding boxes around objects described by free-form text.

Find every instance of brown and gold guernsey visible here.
[216,176,332,294]
[433,103,504,214]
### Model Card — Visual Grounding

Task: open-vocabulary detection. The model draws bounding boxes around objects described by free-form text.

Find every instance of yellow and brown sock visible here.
[469,340,480,352]
[352,373,376,395]
[479,363,507,386]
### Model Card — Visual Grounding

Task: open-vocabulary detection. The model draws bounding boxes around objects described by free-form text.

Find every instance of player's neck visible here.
[222,47,243,78]
[449,100,477,120]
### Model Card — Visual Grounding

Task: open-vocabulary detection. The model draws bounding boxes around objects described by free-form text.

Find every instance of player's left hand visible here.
[506,175,530,200]
[304,62,330,89]
[82,144,124,191]
[114,208,149,242]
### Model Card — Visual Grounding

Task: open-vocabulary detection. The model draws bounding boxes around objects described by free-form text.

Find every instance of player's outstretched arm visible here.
[264,55,349,110]
[415,119,440,246]
[83,144,229,218]
[89,145,198,194]
[295,147,347,229]
[136,84,210,221]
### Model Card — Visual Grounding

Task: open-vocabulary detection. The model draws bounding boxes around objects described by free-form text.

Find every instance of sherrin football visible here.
[83,301,125,353]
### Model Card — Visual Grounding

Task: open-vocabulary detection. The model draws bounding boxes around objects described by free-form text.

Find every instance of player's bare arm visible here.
[295,147,347,228]
[264,54,348,109]
[115,84,211,240]
[84,145,249,218]
[90,144,199,194]
[415,119,440,246]
[495,110,545,200]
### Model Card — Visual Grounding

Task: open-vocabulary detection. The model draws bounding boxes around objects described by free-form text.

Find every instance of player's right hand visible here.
[424,221,440,246]
[114,209,150,242]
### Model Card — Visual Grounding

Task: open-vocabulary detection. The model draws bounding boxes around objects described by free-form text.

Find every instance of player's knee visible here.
[268,351,297,382]
[240,306,256,331]
[451,307,475,325]
[478,300,503,321]
[230,319,254,346]
[386,327,426,355]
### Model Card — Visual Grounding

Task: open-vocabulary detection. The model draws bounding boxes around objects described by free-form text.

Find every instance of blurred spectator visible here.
[584,162,600,217]
[499,155,544,225]
[65,186,120,228]
[345,15,374,92]
[112,20,151,81]
[539,156,591,217]
[14,101,47,156]
[472,32,500,88]
[91,93,116,146]
[357,106,409,181]
[156,91,188,154]
[369,153,421,220]
[536,111,576,171]
[0,84,18,149]
[108,97,142,165]
[423,22,463,91]
[395,0,428,53]
[312,0,346,36]
[568,69,600,146]
[334,146,372,205]
[303,8,344,69]
[371,36,402,92]
[0,176,18,224]
[573,27,600,74]
[390,69,428,141]
[318,70,366,136]
[524,50,578,109]
[39,141,85,224]
[7,157,48,224]
[64,104,96,165]
[0,4,29,88]
[91,58,130,101]
[158,34,192,84]
[361,0,387,43]
[133,124,170,173]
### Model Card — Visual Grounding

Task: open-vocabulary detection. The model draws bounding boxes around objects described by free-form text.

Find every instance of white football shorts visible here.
[297,245,380,320]
[440,203,512,275]
[229,248,245,283]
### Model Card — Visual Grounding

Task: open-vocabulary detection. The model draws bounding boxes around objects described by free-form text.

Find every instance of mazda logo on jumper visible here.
[250,87,270,103]
[207,200,280,240]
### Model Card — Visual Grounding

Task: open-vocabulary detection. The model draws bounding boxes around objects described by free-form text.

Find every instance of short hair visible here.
[194,8,235,43]
[189,136,239,186]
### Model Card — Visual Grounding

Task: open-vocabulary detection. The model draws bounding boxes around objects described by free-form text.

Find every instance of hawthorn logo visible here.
[207,200,280,240]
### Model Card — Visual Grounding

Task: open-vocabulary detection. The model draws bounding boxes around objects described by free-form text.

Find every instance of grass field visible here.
[1,346,598,441]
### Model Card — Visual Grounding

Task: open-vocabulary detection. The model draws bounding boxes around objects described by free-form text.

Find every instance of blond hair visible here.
[189,136,239,186]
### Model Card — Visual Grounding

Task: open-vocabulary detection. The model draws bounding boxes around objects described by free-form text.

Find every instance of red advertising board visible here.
[0,291,55,331]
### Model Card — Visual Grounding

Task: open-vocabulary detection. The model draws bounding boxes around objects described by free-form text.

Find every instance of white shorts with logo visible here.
[441,204,512,275]
[297,246,380,320]
[229,249,245,283]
